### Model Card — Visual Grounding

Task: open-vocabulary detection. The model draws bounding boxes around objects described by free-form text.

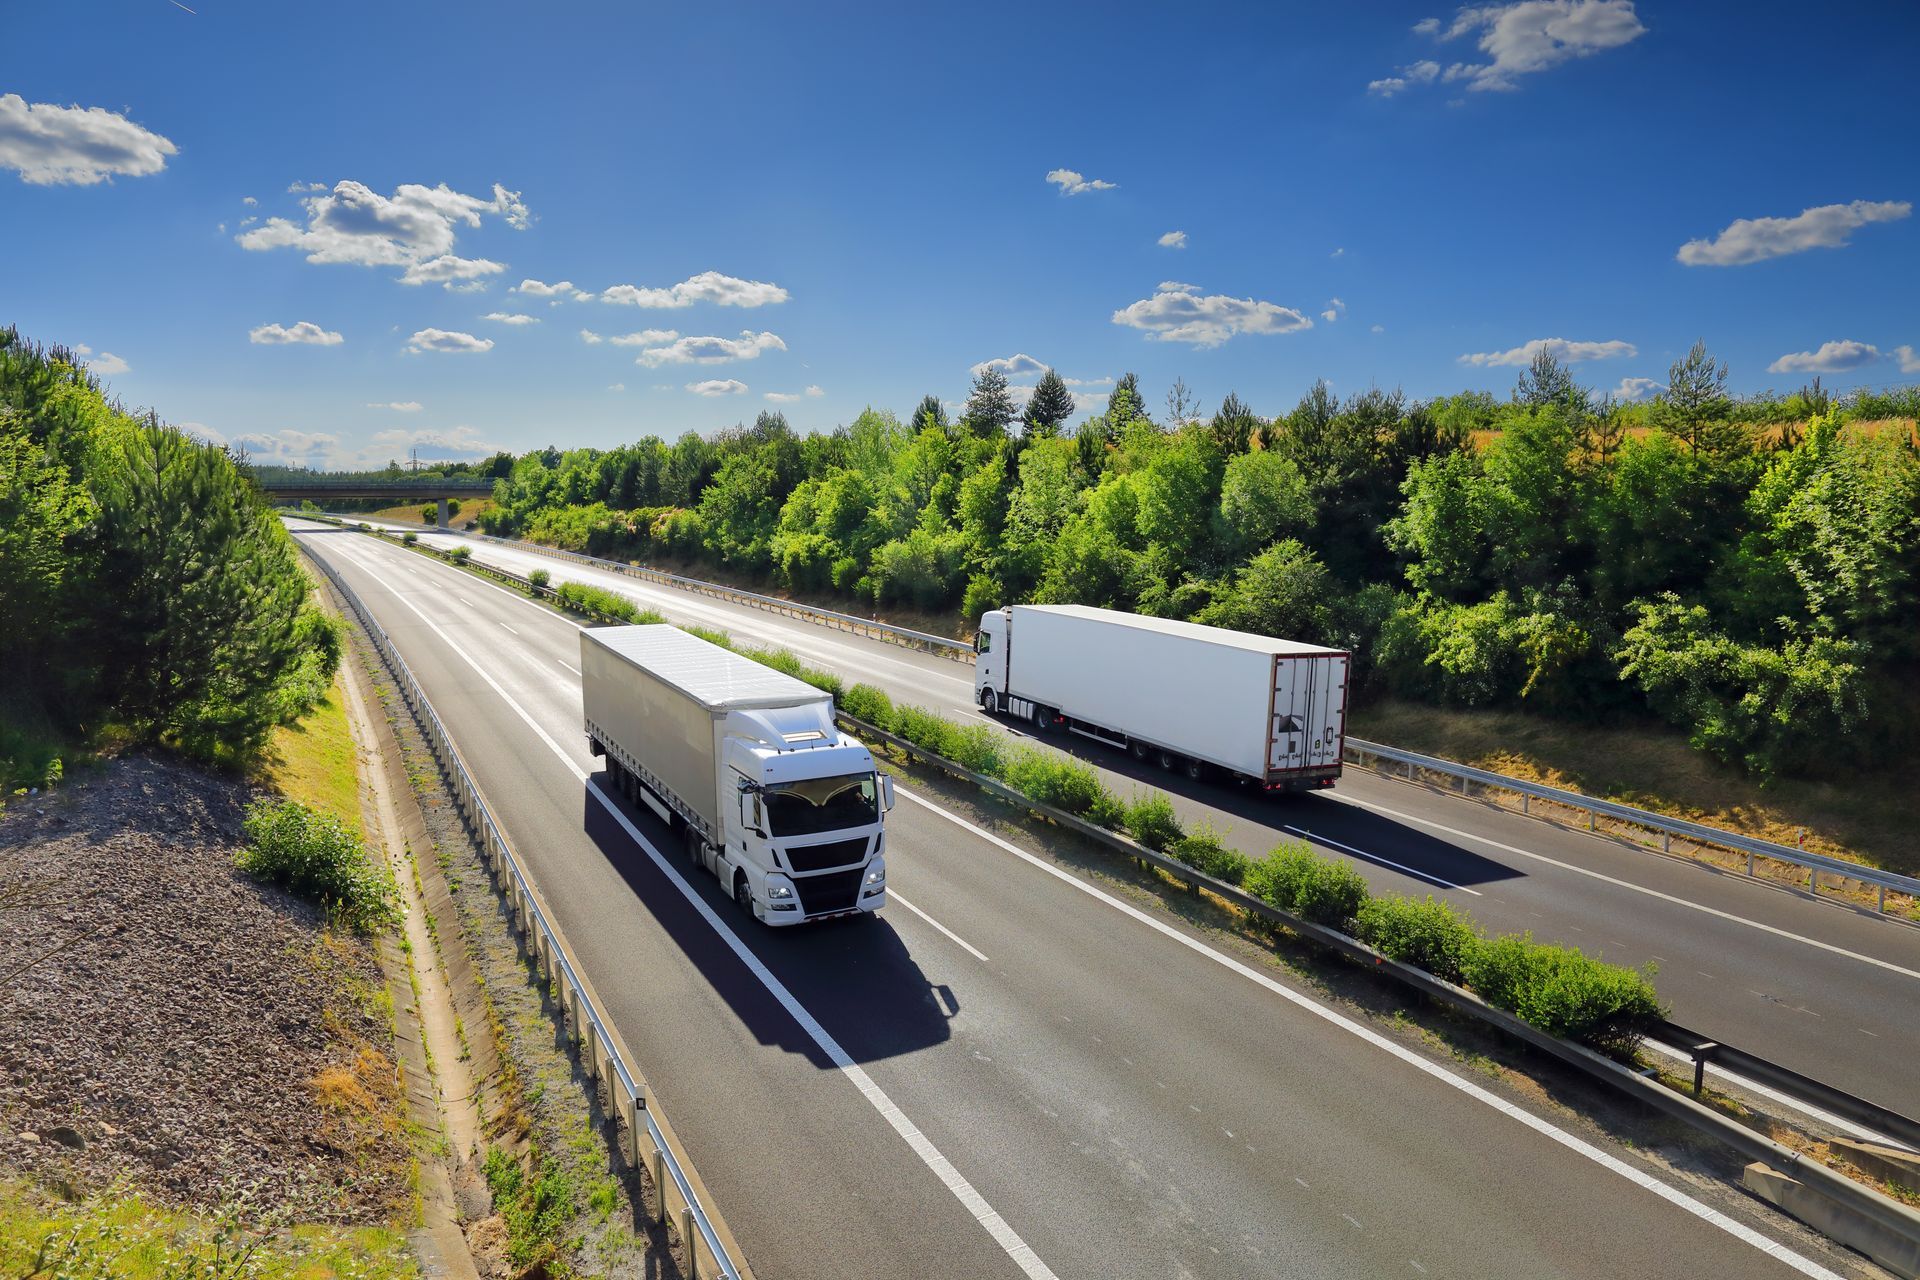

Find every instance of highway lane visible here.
[292,520,1861,1280]
[327,516,1920,1115]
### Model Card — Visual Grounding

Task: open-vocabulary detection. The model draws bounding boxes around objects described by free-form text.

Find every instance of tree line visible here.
[467,347,1916,779]
[0,328,342,788]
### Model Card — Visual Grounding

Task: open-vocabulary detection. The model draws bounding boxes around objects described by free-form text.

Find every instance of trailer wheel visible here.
[1031,703,1052,733]
[1182,757,1207,783]
[1157,748,1180,771]
[1129,740,1152,762]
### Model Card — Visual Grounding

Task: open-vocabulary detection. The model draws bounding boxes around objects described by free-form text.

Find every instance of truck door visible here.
[1304,655,1348,768]
[1269,657,1308,773]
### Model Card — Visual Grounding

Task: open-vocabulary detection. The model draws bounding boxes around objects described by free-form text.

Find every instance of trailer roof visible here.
[1015,604,1345,657]
[581,624,828,711]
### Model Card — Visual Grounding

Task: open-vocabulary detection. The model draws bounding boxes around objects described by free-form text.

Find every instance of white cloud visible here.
[1376,2,1645,95]
[1112,281,1312,348]
[286,181,328,194]
[1895,345,1920,374]
[231,428,343,468]
[608,382,626,392]
[249,320,344,346]
[1158,230,1188,249]
[1063,376,1114,388]
[1610,376,1659,401]
[580,329,604,344]
[1331,247,1346,258]
[687,379,748,396]
[179,421,226,446]
[1458,336,1636,366]
[242,196,256,206]
[763,385,826,403]
[1368,59,1440,96]
[607,328,680,347]
[1322,297,1347,323]
[236,423,503,470]
[405,328,494,355]
[71,344,130,376]
[1370,323,1386,334]
[0,93,177,185]
[1768,341,1881,374]
[635,330,785,367]
[600,271,789,308]
[366,401,424,412]
[1045,168,1117,196]
[1676,200,1911,268]
[514,277,592,301]
[237,180,528,286]
[971,353,1047,379]
[481,311,538,325]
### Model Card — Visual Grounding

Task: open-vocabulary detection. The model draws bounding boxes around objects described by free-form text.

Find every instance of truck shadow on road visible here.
[581,777,956,1067]
[1008,725,1524,890]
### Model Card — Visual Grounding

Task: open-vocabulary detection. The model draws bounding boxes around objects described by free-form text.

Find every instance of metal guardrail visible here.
[466,532,977,659]
[1345,738,1920,913]
[845,711,1920,1254]
[300,543,746,1280]
[289,511,1917,918]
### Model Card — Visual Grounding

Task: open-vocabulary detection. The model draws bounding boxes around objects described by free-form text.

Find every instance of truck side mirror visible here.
[737,784,767,837]
[879,774,895,812]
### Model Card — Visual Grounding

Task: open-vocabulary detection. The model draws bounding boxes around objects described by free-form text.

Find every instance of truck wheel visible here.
[733,871,754,917]
[979,688,998,715]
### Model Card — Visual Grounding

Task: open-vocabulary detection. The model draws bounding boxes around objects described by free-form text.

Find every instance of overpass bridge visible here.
[259,478,496,527]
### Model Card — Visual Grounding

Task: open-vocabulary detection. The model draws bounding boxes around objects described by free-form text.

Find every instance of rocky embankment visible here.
[0,753,409,1223]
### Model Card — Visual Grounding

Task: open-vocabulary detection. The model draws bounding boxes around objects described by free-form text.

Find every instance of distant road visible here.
[324,514,1920,1114]
[289,517,1864,1280]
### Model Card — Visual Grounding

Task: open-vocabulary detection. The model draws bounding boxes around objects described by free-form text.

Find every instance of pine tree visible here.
[964,366,1017,436]
[1024,369,1075,436]
[1107,372,1145,422]
[912,394,949,434]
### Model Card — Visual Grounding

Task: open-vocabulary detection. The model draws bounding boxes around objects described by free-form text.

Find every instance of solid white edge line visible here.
[893,785,1845,1280]
[312,537,1059,1280]
[889,891,990,962]
[1282,823,1482,896]
[1333,792,1920,982]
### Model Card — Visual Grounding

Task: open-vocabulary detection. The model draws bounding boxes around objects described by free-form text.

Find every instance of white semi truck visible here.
[972,604,1349,792]
[582,624,893,924]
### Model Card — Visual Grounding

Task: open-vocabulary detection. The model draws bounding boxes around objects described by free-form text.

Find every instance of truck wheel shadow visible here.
[1006,723,1523,890]
[581,777,956,1068]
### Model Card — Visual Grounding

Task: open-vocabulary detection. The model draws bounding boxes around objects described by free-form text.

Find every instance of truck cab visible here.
[718,703,893,924]
[972,608,1009,712]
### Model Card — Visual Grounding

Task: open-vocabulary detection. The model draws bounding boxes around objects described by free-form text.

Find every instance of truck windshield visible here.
[763,773,878,837]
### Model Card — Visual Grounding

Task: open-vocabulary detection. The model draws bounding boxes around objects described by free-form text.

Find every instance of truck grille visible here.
[795,867,865,916]
[782,836,869,874]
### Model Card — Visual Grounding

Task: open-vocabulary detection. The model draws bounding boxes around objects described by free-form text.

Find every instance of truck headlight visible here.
[864,858,886,889]
[767,881,794,900]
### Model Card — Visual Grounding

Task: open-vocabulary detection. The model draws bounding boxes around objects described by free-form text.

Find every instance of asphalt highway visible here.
[331,515,1920,1117]
[291,518,1870,1280]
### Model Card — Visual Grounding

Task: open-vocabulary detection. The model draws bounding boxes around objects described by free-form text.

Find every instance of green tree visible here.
[0,411,96,697]
[1025,369,1076,436]
[1656,340,1742,456]
[1219,450,1311,552]
[963,366,1017,436]
[1198,539,1329,640]
[911,394,949,435]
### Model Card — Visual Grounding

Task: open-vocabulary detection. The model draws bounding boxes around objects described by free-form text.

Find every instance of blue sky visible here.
[3,0,1916,468]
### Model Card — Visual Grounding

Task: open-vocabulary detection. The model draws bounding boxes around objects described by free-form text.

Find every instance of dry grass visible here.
[1351,699,1918,880]
[363,498,497,530]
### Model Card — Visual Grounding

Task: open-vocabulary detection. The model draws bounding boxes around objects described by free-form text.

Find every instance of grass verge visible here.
[256,672,362,835]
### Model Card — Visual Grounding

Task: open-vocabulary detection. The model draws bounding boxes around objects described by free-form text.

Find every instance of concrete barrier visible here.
[1831,1139,1920,1191]
[1743,1162,1920,1278]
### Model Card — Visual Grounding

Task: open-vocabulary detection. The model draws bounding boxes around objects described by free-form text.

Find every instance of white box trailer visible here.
[972,604,1348,791]
[582,624,892,924]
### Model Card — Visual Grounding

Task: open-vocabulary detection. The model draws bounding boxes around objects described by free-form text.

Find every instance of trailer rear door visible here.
[1268,653,1349,776]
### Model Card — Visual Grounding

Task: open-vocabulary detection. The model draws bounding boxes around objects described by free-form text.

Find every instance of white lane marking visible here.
[557,659,581,676]
[589,787,1059,1280]
[889,891,990,962]
[498,621,519,636]
[321,542,1059,1280]
[460,595,475,607]
[1335,793,1920,983]
[1281,824,1482,896]
[895,787,1844,1279]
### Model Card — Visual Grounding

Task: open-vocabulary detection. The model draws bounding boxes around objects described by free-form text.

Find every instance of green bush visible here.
[1123,792,1183,851]
[526,568,550,591]
[942,723,1005,776]
[736,644,844,699]
[553,581,644,621]
[1171,822,1252,885]
[1246,842,1370,927]
[1001,749,1105,816]
[420,504,437,525]
[401,531,418,546]
[448,545,472,563]
[1085,790,1126,830]
[684,624,734,649]
[839,683,895,729]
[1463,934,1664,1059]
[891,704,960,757]
[237,799,399,932]
[1353,895,1482,983]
